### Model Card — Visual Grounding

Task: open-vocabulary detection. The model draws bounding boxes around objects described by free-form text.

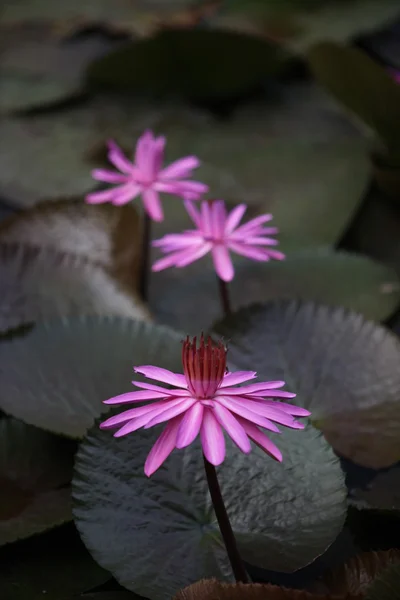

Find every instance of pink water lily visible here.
[152,199,285,281]
[86,130,208,222]
[101,335,310,476]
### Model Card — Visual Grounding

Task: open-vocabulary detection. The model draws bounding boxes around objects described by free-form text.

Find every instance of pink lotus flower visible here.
[152,200,285,281]
[86,130,208,222]
[101,335,310,476]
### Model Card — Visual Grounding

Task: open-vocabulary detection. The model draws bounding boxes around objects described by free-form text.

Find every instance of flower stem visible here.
[217,277,232,317]
[139,212,151,302]
[203,455,249,583]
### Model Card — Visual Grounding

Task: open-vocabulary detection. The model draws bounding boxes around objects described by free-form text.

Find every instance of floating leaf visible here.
[0,27,120,114]
[151,249,400,333]
[349,468,400,513]
[0,524,109,599]
[210,0,400,54]
[87,29,290,101]
[307,42,400,162]
[0,418,75,545]
[0,199,142,285]
[174,578,361,599]
[366,563,400,600]
[213,300,400,468]
[0,0,209,37]
[310,550,400,595]
[73,423,345,600]
[0,243,150,334]
[0,317,182,437]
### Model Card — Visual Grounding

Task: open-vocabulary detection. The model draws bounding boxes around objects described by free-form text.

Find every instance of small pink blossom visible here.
[100,335,310,477]
[86,130,208,222]
[152,200,285,281]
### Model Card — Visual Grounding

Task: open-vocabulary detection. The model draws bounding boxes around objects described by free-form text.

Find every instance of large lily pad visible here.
[151,249,400,333]
[87,29,291,101]
[0,317,182,437]
[210,0,400,53]
[0,0,209,37]
[349,468,400,513]
[0,242,150,335]
[0,524,109,600]
[213,300,400,468]
[0,27,120,114]
[73,423,346,600]
[0,198,142,285]
[307,42,400,162]
[0,418,75,545]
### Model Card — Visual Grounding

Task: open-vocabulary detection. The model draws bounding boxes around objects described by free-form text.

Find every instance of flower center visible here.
[182,334,227,399]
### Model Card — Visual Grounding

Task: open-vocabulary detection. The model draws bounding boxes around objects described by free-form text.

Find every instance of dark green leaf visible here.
[73,424,346,600]
[366,563,400,599]
[87,29,290,101]
[0,524,109,599]
[151,249,400,333]
[0,317,183,437]
[0,418,75,545]
[307,42,400,162]
[213,300,400,468]
[349,468,400,513]
[0,243,149,335]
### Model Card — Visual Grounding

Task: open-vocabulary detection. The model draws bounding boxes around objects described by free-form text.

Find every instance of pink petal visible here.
[217,396,280,432]
[100,399,171,429]
[241,237,279,246]
[104,390,168,405]
[144,417,182,476]
[213,403,251,453]
[176,403,204,448]
[134,366,187,388]
[200,202,212,237]
[142,188,163,222]
[239,419,282,462]
[91,169,128,184]
[134,130,153,173]
[210,200,227,240]
[152,233,204,250]
[229,397,304,429]
[228,242,271,261]
[234,214,273,235]
[111,183,141,206]
[144,397,197,428]
[225,204,247,234]
[152,251,189,272]
[216,381,287,396]
[175,242,212,267]
[132,381,190,396]
[154,180,208,199]
[160,156,200,179]
[261,400,311,417]
[107,140,134,174]
[85,188,120,204]
[219,371,257,388]
[184,200,202,228]
[150,135,166,178]
[211,245,234,282]
[200,409,226,466]
[265,249,286,261]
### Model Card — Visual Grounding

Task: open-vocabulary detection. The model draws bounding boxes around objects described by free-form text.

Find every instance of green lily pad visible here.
[0,418,75,545]
[0,242,150,335]
[307,42,400,163]
[309,550,400,595]
[0,317,183,437]
[151,249,400,333]
[87,29,291,101]
[213,300,400,468]
[0,524,109,599]
[0,28,119,114]
[210,0,400,54]
[366,563,400,600]
[0,199,142,285]
[349,469,400,513]
[0,0,207,37]
[73,424,345,600]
